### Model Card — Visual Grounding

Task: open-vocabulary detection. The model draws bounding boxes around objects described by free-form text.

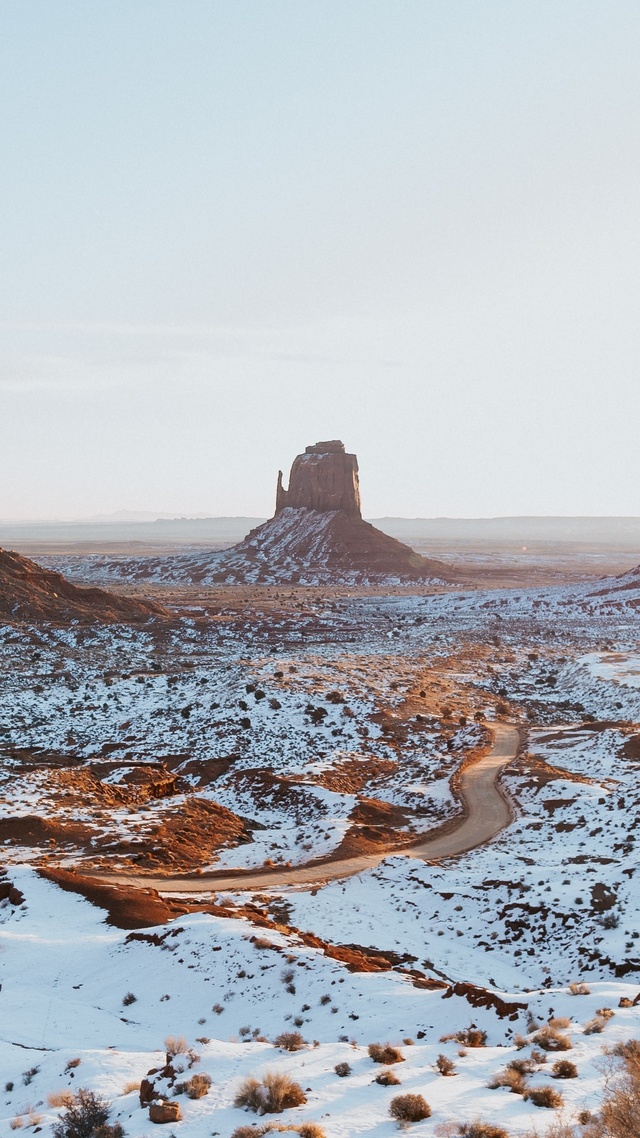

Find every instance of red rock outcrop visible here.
[0,547,164,623]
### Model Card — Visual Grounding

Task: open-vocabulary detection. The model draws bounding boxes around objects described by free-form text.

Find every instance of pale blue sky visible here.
[2,2,639,518]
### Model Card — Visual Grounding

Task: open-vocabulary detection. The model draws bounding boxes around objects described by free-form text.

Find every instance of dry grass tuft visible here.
[164,1035,189,1058]
[234,1071,307,1115]
[552,1059,578,1079]
[524,1085,564,1108]
[47,1092,74,1109]
[487,1068,526,1094]
[532,1026,572,1052]
[568,981,591,996]
[389,1093,431,1124]
[584,1016,607,1035]
[274,1031,307,1052]
[375,1069,401,1086]
[441,1027,487,1048]
[457,1125,510,1138]
[181,1073,212,1099]
[435,1053,456,1076]
[368,1042,404,1065]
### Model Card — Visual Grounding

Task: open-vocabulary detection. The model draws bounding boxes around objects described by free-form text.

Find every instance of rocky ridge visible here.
[0,547,164,623]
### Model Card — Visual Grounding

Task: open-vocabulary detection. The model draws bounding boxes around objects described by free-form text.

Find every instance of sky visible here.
[1,1,640,520]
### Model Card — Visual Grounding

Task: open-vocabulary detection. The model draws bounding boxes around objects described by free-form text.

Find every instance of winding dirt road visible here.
[97,722,519,895]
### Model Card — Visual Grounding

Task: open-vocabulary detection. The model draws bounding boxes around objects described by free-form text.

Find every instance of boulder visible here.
[149,1101,182,1124]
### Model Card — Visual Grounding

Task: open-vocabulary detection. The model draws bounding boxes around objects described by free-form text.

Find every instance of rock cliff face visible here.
[276,441,362,517]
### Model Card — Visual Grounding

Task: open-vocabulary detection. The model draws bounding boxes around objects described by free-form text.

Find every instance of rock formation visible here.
[36,441,458,587]
[95,441,455,585]
[0,547,165,623]
[275,440,362,517]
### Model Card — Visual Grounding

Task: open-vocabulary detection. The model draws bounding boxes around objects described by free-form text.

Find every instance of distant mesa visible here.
[0,547,164,623]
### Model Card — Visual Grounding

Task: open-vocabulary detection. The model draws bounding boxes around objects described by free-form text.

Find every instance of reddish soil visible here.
[514,753,596,788]
[0,815,95,849]
[308,755,398,794]
[107,798,252,870]
[623,734,640,762]
[38,867,187,928]
[0,547,165,623]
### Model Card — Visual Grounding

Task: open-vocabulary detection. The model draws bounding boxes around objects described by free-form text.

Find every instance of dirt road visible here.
[96,722,519,895]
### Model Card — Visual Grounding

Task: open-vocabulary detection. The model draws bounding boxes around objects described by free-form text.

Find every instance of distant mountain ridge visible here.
[3,515,640,547]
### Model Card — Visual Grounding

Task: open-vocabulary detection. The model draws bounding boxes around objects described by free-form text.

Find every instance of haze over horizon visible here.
[2,1,639,521]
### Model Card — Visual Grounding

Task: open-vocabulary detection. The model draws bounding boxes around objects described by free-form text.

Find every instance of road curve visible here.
[95,722,520,895]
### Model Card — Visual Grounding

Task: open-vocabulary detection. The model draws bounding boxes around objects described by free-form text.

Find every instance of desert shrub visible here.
[334,1062,351,1077]
[9,1120,23,1131]
[507,1057,537,1076]
[596,1007,615,1019]
[121,1082,139,1096]
[298,1125,326,1138]
[552,1059,578,1078]
[524,1085,564,1108]
[164,1035,189,1058]
[234,1072,306,1114]
[375,1069,401,1086]
[234,1077,266,1114]
[262,1071,306,1112]
[452,1027,487,1048]
[530,1049,547,1065]
[435,1053,456,1076]
[27,1114,43,1129]
[92,1127,124,1138]
[51,1089,111,1138]
[183,1073,212,1099]
[65,1059,81,1072]
[583,1038,640,1137]
[458,1125,509,1138]
[22,1067,39,1086]
[368,1042,404,1064]
[122,992,136,1006]
[584,1016,607,1035]
[532,1026,572,1052]
[274,1031,307,1052]
[549,1016,571,1029]
[47,1092,75,1108]
[389,1093,431,1123]
[487,1068,526,1094]
[568,981,591,995]
[230,1127,266,1138]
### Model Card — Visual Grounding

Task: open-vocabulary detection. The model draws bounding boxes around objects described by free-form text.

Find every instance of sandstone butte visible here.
[214,440,456,584]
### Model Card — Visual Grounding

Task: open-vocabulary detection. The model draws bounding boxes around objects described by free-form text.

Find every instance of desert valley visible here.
[0,441,639,1138]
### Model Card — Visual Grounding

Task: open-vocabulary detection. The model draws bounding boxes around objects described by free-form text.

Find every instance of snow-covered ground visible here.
[2,867,640,1138]
[1,579,639,1134]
